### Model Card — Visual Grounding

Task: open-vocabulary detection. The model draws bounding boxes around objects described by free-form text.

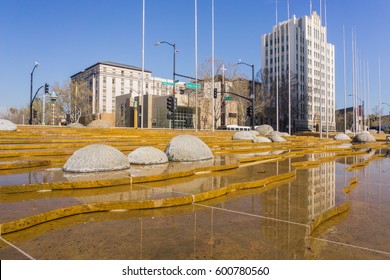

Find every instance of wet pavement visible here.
[0,126,390,260]
[0,128,389,260]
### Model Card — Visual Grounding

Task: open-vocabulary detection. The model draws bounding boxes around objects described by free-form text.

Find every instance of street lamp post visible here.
[237,60,255,130]
[29,62,39,125]
[154,41,177,129]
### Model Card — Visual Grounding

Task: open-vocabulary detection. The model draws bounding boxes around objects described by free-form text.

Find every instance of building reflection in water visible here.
[308,154,336,222]
[130,156,339,259]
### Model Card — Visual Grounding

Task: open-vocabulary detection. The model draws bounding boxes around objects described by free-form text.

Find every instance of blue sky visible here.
[1,0,389,113]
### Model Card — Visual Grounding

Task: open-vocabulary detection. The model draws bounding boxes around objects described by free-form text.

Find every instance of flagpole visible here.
[343,25,347,132]
[325,0,328,138]
[195,0,198,131]
[211,0,215,132]
[287,0,291,135]
[367,61,370,129]
[319,0,323,139]
[352,29,355,134]
[276,0,279,131]
[378,56,381,132]
[363,58,366,131]
[141,0,145,129]
[354,30,358,133]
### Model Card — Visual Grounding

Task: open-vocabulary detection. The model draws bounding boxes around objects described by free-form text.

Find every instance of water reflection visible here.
[1,152,390,259]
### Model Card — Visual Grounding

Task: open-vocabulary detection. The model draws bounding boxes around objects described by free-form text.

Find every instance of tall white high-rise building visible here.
[261,11,335,132]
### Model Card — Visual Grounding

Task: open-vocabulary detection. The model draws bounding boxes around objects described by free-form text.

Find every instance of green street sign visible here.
[185,83,201,90]
[224,96,232,101]
[162,81,173,86]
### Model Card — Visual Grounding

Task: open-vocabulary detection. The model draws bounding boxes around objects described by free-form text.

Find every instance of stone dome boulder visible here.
[63,144,130,172]
[250,130,259,137]
[232,131,256,140]
[345,130,353,134]
[334,133,351,141]
[280,132,290,137]
[87,119,112,128]
[352,133,376,143]
[256,124,274,135]
[369,129,378,135]
[67,122,85,128]
[0,119,17,131]
[165,134,213,162]
[269,133,287,142]
[128,146,168,165]
[268,131,282,138]
[253,136,272,143]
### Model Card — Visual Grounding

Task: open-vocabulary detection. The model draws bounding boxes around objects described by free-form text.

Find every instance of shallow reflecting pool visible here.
[0,128,389,260]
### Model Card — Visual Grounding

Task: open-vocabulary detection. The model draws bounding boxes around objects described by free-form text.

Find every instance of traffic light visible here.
[248,80,253,91]
[44,83,49,94]
[33,109,37,119]
[213,88,217,99]
[246,106,253,117]
[167,96,173,112]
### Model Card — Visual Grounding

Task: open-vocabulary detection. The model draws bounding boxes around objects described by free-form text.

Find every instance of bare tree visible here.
[53,79,92,124]
[198,57,247,128]
[1,106,30,125]
[335,110,353,131]
[257,69,301,132]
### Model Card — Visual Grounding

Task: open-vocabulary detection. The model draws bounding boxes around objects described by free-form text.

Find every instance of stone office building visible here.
[262,11,335,132]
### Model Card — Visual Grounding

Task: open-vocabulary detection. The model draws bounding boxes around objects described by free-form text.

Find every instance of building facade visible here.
[70,61,188,125]
[71,61,243,129]
[262,11,335,132]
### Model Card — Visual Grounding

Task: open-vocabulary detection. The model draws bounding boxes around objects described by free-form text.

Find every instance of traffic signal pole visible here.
[237,61,256,130]
[251,65,255,130]
[29,85,44,125]
[172,43,176,130]
[29,63,39,125]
